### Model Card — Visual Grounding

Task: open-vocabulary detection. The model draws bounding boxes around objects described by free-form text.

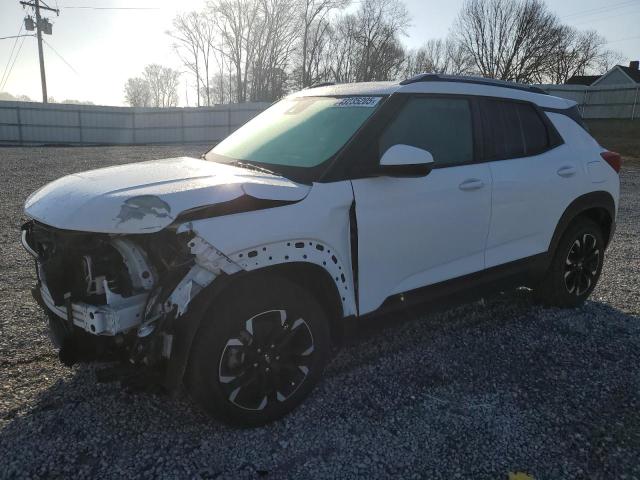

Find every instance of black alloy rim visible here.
[564,233,600,296]
[218,309,315,411]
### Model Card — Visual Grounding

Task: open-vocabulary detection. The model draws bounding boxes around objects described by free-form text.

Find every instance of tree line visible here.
[124,0,623,107]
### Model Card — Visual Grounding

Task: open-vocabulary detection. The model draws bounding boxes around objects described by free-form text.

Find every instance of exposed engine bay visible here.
[21,220,225,371]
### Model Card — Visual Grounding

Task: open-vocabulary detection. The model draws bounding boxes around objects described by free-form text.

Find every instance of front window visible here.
[380,97,473,167]
[205,96,382,173]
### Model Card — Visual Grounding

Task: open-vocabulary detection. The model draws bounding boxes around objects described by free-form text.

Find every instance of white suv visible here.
[21,74,621,425]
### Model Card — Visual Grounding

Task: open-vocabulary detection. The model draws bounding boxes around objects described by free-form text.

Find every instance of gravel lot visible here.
[0,145,639,479]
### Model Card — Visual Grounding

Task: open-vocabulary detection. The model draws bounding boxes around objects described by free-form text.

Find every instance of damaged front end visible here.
[21,220,238,386]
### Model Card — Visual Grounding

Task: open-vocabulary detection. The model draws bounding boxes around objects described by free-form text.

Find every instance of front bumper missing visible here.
[24,225,242,386]
[36,282,147,336]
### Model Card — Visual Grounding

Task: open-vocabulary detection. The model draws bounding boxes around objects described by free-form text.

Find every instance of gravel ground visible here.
[0,145,639,479]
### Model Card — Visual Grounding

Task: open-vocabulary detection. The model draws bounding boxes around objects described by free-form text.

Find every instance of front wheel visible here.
[187,274,331,426]
[534,218,605,308]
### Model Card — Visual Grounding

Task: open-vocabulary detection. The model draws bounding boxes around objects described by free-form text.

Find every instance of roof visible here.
[591,64,640,86]
[618,65,640,83]
[565,75,600,86]
[295,76,574,110]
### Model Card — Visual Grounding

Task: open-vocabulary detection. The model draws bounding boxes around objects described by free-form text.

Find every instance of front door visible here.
[352,95,492,314]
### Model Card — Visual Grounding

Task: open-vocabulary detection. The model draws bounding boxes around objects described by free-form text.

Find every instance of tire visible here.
[186,273,331,427]
[534,218,605,308]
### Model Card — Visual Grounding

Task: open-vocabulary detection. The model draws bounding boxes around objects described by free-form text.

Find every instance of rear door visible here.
[480,98,582,267]
[352,95,492,314]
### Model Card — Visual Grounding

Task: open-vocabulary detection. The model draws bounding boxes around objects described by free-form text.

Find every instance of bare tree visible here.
[327,14,358,83]
[594,49,626,76]
[205,0,301,102]
[169,13,202,106]
[167,0,625,104]
[405,39,449,76]
[169,12,218,106]
[328,0,409,83]
[353,0,410,81]
[124,77,151,107]
[209,0,263,103]
[142,64,181,107]
[405,37,475,77]
[445,39,475,75]
[297,0,349,88]
[296,18,334,86]
[250,0,299,101]
[542,28,605,84]
[60,99,95,105]
[0,92,33,102]
[454,0,564,83]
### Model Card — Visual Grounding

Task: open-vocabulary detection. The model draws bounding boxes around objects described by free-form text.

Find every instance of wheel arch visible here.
[228,262,346,343]
[549,191,616,256]
[163,260,349,391]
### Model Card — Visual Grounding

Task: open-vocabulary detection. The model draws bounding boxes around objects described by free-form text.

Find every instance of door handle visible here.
[459,179,484,191]
[557,165,577,177]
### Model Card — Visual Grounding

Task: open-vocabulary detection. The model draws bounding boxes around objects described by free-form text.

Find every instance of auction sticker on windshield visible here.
[334,97,381,108]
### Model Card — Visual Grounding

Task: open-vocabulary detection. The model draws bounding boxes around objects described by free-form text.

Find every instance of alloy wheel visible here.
[218,309,315,411]
[564,233,600,296]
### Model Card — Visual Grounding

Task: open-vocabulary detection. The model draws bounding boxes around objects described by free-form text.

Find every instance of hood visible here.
[24,157,310,234]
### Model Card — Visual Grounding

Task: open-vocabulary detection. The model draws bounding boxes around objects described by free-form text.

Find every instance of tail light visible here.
[601,151,622,173]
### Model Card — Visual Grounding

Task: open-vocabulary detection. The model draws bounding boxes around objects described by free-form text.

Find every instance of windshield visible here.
[205,95,382,170]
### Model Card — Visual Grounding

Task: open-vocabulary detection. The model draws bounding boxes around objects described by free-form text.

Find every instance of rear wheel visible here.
[187,274,331,426]
[535,218,604,307]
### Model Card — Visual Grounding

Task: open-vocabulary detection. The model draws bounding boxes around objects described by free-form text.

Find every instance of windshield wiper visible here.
[231,160,276,176]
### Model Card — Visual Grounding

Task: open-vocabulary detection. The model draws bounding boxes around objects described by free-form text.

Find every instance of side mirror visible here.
[379,144,434,177]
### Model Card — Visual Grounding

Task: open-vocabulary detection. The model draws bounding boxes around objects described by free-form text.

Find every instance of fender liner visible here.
[548,191,616,257]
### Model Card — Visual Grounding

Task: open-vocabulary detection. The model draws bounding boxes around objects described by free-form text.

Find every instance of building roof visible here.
[590,63,640,86]
[618,65,640,83]
[565,75,600,86]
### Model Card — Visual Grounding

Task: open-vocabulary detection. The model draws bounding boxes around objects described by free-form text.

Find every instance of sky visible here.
[0,0,638,106]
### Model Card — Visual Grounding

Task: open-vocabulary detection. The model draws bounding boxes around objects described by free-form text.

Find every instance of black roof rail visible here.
[399,74,548,95]
[308,82,336,89]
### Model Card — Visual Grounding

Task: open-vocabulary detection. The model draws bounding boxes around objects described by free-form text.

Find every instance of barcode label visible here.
[334,97,381,108]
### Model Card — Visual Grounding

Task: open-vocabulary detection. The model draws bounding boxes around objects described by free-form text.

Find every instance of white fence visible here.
[1,85,637,146]
[0,101,270,146]
[537,84,640,119]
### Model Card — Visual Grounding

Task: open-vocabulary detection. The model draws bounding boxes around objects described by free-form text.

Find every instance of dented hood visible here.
[24,157,310,234]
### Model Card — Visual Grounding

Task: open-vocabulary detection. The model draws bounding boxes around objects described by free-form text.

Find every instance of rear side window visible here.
[518,104,549,153]
[380,97,473,166]
[480,99,552,160]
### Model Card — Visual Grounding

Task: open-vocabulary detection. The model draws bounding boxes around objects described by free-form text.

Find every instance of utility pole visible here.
[20,0,58,103]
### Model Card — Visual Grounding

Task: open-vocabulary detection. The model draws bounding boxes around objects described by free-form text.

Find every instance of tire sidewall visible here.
[549,219,605,306]
[188,274,331,426]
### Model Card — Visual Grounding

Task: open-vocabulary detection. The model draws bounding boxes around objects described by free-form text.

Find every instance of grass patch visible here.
[586,119,639,161]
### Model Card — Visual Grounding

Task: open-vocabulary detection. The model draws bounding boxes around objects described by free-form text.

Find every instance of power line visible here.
[60,5,160,9]
[0,34,35,40]
[1,23,23,90]
[604,34,640,44]
[42,38,80,76]
[561,0,638,21]
[572,9,640,27]
[1,34,27,92]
